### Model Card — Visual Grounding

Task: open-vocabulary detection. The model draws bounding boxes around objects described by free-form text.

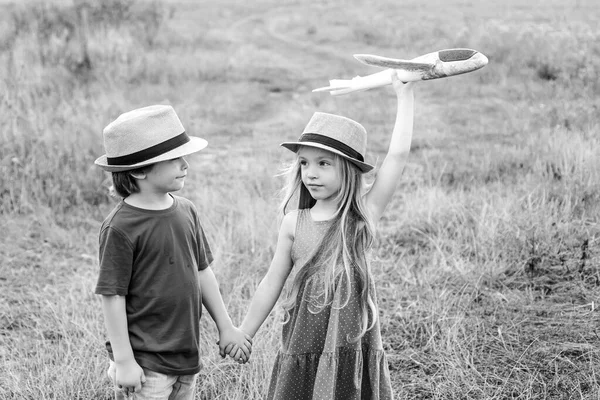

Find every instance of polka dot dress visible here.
[267,209,393,400]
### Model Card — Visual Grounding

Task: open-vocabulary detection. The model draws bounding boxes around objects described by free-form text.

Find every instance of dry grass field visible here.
[1,0,599,399]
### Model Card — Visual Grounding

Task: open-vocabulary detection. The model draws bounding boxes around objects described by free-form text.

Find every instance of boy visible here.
[94,105,251,399]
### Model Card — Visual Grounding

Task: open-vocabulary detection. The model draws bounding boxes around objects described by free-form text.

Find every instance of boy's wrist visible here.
[113,356,137,365]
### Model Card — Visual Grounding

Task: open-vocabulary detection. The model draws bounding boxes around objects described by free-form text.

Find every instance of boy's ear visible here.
[129,171,146,180]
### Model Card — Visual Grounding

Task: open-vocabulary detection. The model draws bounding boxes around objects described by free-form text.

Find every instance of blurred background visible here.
[0,0,599,398]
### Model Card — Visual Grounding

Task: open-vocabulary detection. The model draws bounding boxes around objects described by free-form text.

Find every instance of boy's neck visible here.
[124,192,174,210]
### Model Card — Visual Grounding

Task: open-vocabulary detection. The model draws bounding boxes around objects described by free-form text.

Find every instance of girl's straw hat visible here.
[94,105,208,172]
[281,112,374,172]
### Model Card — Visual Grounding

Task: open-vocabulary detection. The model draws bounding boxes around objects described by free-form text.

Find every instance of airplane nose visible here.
[439,48,477,62]
[474,52,489,67]
[438,48,488,68]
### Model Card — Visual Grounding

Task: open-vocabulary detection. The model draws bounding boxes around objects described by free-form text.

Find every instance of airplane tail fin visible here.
[313,78,370,96]
[312,79,363,96]
[313,70,394,96]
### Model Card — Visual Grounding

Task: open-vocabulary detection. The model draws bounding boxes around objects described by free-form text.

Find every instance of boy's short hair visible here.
[110,165,154,198]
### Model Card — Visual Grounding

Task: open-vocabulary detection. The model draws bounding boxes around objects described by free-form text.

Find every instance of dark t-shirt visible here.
[95,195,213,375]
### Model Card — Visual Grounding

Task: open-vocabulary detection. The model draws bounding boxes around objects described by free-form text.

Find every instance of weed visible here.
[1,0,599,399]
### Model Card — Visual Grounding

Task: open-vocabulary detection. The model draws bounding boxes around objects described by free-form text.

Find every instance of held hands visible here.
[218,325,253,364]
[108,359,146,398]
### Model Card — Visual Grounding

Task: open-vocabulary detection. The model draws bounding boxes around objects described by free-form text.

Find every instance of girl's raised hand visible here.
[391,70,414,96]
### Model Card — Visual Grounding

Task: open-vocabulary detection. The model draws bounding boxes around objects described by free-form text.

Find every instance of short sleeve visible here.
[195,222,213,271]
[197,225,213,271]
[95,226,134,295]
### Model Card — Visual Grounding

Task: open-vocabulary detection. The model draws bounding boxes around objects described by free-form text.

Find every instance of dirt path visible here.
[186,2,362,168]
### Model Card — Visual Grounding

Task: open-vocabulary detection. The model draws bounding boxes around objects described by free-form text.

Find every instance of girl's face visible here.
[143,157,189,194]
[297,146,341,203]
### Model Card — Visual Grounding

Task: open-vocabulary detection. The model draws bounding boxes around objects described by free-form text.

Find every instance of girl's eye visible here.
[320,161,330,166]
[299,160,307,166]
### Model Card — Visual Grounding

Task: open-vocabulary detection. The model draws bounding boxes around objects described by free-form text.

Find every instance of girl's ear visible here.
[129,171,146,180]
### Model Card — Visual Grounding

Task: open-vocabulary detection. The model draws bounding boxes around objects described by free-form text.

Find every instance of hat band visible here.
[299,133,364,162]
[107,132,190,166]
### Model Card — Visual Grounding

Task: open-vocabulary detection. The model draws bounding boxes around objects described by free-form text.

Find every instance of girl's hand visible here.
[391,70,414,97]
[218,326,253,364]
[109,359,146,397]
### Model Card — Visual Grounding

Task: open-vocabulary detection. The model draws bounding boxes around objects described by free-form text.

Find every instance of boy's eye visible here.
[299,160,307,166]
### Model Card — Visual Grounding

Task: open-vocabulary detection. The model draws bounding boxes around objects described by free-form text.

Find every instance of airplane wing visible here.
[353,54,433,71]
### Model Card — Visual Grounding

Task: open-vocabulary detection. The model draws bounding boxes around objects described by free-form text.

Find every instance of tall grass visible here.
[0,0,168,215]
[1,0,599,399]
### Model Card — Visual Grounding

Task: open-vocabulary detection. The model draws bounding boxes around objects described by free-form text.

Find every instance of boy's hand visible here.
[218,326,252,364]
[109,359,146,397]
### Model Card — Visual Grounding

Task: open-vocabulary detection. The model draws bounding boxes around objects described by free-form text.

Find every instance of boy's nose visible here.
[180,157,189,169]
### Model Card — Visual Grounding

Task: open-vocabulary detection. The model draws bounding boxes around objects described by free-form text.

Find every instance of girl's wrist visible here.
[239,323,255,338]
[215,317,234,333]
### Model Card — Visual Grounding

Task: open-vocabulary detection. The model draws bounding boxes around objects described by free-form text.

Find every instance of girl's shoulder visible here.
[280,209,300,241]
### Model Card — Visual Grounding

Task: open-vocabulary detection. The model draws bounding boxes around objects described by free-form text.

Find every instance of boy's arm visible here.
[101,295,146,393]
[198,267,252,362]
[365,72,415,221]
[238,211,295,338]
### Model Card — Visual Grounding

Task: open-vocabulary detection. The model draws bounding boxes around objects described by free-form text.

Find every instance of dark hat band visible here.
[299,133,364,162]
[107,132,190,166]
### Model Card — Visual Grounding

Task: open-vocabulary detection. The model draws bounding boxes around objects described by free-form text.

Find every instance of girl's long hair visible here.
[279,154,377,341]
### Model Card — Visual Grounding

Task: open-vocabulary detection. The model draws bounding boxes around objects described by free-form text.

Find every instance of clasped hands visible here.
[218,325,253,364]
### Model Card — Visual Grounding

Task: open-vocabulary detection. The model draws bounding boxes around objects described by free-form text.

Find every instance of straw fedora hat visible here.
[94,105,208,172]
[281,112,374,173]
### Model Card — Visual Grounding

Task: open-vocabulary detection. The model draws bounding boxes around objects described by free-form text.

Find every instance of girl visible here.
[232,72,414,399]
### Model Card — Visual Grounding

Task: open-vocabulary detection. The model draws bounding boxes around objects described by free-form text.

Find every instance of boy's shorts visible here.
[108,360,198,400]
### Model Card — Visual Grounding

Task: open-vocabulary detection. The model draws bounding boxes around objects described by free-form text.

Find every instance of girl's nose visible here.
[180,157,189,169]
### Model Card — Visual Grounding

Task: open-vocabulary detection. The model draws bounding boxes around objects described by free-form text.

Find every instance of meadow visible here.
[0,0,599,398]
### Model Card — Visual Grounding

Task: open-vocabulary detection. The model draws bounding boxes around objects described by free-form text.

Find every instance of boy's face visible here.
[142,157,189,193]
[297,146,341,203]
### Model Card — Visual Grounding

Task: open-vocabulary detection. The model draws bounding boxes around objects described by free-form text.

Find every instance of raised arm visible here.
[365,71,415,221]
[238,210,296,338]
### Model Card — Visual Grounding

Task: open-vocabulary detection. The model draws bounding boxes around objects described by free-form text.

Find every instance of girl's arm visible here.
[101,295,146,393]
[365,72,415,221]
[198,267,253,362]
[238,210,296,338]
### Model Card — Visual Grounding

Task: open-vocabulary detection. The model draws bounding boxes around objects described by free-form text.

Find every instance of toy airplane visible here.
[313,48,488,96]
